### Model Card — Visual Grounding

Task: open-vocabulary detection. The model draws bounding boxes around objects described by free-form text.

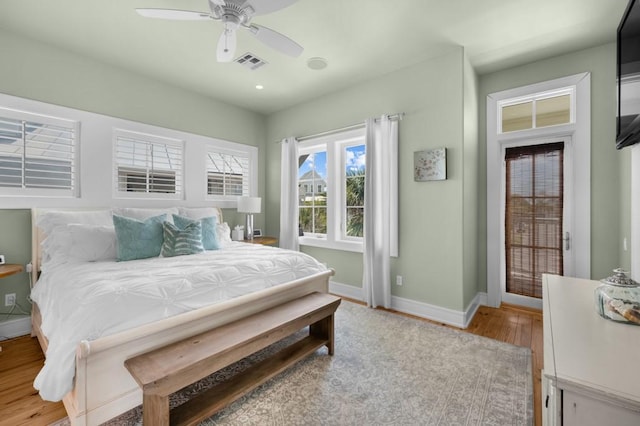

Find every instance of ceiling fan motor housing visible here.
[210,0,255,27]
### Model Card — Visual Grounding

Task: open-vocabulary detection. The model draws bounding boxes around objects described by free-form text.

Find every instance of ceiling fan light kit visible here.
[136,0,303,62]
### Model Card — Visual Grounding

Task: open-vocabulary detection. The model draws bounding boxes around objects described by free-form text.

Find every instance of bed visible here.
[29,207,334,426]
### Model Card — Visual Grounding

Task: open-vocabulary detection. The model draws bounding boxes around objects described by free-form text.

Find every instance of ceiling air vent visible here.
[234,53,268,70]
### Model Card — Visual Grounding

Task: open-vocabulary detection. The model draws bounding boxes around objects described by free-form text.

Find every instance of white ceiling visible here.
[0,0,630,115]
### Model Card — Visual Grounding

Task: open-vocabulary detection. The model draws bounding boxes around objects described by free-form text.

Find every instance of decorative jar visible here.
[594,268,640,325]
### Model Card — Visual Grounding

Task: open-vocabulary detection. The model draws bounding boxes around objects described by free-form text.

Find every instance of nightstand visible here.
[0,264,23,279]
[241,236,278,246]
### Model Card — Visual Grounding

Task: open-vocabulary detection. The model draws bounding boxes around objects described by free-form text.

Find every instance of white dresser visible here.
[542,274,640,426]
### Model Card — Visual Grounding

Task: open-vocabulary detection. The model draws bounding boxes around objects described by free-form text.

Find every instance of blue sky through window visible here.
[299,151,327,178]
[346,144,365,174]
[299,145,366,178]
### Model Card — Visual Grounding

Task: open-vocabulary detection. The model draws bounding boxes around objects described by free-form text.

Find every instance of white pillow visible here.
[37,210,113,235]
[43,224,117,263]
[178,207,222,222]
[112,207,179,223]
[216,222,233,247]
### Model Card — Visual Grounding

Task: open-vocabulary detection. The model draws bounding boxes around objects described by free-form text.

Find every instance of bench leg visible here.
[143,393,170,426]
[310,314,335,355]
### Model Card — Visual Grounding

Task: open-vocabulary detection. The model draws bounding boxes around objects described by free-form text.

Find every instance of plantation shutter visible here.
[206,149,250,197]
[114,131,183,198]
[0,111,76,194]
[505,142,564,299]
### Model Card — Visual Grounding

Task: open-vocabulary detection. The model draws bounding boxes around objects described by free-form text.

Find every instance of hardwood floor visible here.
[0,302,542,426]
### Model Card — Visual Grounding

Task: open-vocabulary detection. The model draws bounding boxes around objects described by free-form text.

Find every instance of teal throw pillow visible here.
[161,220,205,257]
[172,214,220,250]
[113,214,166,261]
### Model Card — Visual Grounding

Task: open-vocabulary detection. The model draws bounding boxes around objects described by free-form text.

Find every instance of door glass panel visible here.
[505,142,564,299]
[536,95,571,128]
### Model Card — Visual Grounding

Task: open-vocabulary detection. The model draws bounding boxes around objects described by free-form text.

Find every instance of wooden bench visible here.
[125,292,341,426]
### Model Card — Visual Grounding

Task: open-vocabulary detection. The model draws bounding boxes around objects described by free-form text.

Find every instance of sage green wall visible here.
[0,30,266,324]
[0,210,31,321]
[478,43,626,292]
[462,55,479,309]
[266,48,476,311]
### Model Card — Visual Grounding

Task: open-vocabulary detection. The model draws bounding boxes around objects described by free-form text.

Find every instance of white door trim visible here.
[486,72,591,308]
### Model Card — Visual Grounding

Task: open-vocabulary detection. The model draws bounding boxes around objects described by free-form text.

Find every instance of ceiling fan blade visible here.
[136,8,212,21]
[248,0,299,16]
[248,24,303,57]
[216,28,237,62]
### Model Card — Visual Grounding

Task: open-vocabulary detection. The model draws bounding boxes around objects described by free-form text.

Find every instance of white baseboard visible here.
[0,315,31,340]
[329,281,487,330]
[329,281,364,301]
[463,292,488,328]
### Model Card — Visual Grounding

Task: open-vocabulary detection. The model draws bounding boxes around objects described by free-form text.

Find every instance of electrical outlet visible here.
[5,293,16,307]
[26,262,33,273]
[396,275,403,286]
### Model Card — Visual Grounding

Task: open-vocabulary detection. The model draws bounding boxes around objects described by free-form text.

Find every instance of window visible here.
[206,145,257,201]
[0,108,78,196]
[500,89,573,133]
[299,149,327,235]
[298,128,366,252]
[114,129,183,199]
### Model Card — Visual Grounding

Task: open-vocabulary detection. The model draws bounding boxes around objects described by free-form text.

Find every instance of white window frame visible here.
[204,142,258,203]
[298,127,366,253]
[113,128,184,200]
[498,87,576,134]
[0,107,79,198]
[487,72,591,308]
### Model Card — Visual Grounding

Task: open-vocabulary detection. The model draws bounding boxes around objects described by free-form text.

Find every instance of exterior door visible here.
[502,140,571,308]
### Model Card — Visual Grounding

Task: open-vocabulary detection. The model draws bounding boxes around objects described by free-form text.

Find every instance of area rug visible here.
[51,300,533,425]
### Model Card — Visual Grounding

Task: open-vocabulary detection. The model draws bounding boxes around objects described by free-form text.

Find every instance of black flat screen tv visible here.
[617,0,640,149]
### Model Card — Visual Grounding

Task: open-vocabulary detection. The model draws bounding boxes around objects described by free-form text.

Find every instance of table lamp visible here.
[237,196,261,240]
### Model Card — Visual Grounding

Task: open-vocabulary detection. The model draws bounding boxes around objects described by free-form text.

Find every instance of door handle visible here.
[563,232,570,250]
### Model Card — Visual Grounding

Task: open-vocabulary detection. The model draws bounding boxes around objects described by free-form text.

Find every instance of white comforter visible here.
[31,243,327,401]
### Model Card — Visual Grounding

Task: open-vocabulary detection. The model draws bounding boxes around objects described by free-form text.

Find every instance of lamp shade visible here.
[237,196,261,213]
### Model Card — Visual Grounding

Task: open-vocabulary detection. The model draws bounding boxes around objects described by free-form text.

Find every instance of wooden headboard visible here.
[30,207,224,287]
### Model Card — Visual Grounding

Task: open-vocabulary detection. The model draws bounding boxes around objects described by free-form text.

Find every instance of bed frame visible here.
[30,208,334,426]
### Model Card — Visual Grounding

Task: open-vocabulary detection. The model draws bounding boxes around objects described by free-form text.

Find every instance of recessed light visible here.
[307,57,328,70]
[255,85,264,90]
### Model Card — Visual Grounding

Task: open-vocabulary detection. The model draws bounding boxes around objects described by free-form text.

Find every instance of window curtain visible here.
[279,137,300,251]
[363,115,398,308]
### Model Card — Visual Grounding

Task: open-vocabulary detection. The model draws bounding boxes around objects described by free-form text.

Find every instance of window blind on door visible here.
[505,142,564,299]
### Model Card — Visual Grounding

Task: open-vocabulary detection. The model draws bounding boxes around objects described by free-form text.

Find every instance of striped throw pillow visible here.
[161,221,204,257]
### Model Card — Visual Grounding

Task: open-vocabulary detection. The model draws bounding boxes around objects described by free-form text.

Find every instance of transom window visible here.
[298,128,366,251]
[0,108,77,197]
[207,150,249,197]
[113,129,183,199]
[205,143,257,203]
[499,89,574,133]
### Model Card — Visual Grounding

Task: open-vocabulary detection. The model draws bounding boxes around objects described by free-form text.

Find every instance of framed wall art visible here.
[414,147,446,181]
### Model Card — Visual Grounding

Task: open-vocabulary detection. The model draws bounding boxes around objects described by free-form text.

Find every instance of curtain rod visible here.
[277,112,404,143]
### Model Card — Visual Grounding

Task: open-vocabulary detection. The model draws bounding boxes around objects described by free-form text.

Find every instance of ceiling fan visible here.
[136,0,304,62]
